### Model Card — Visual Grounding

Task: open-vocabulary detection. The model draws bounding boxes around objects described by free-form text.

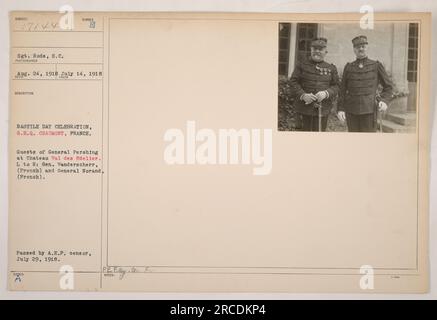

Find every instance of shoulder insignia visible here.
[366,58,377,65]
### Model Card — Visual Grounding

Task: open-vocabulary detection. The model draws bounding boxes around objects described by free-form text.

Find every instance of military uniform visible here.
[338,36,393,132]
[289,39,340,132]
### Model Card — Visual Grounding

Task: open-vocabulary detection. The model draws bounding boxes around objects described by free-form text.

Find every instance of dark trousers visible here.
[301,114,328,132]
[346,113,375,132]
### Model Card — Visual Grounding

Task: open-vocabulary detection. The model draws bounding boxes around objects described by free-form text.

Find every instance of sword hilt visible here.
[313,102,322,109]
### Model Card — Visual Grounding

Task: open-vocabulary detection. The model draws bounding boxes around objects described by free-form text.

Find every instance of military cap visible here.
[310,37,327,48]
[352,35,368,47]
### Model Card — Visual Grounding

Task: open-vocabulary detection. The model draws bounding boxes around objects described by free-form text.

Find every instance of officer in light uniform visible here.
[289,37,340,132]
[337,35,393,132]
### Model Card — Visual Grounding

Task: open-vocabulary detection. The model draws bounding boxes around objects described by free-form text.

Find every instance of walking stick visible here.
[314,102,322,132]
[375,95,383,133]
[378,108,383,133]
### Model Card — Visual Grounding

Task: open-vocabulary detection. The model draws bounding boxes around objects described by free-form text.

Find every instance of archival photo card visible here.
[8,11,431,293]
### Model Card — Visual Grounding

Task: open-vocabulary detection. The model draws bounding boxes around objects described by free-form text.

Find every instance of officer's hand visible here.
[315,91,328,102]
[337,111,346,122]
[378,101,388,112]
[301,93,317,105]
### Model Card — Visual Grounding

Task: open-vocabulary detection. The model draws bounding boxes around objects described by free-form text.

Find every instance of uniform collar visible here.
[308,56,324,64]
[355,56,368,62]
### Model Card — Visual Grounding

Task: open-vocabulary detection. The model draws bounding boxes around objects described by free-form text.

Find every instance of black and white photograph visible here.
[278,22,419,133]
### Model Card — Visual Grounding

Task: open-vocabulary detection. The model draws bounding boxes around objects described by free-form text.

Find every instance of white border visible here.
[1,0,436,300]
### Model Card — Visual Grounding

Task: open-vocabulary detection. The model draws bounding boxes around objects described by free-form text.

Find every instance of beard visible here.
[311,53,323,62]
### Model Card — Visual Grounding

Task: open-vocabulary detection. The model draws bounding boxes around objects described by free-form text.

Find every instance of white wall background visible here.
[0,0,436,300]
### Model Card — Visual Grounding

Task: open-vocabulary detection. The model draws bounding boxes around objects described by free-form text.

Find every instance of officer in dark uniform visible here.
[337,35,393,132]
[289,37,340,132]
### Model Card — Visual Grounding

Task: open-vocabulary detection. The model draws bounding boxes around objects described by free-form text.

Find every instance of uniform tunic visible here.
[289,57,340,117]
[338,57,393,116]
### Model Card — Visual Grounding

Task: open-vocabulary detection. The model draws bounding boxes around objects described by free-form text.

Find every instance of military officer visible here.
[289,37,340,132]
[337,35,393,132]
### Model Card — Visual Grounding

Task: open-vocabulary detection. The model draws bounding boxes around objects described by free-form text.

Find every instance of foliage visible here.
[278,76,347,132]
[278,76,298,131]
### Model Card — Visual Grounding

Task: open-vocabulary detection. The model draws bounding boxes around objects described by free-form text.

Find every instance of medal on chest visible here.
[315,64,331,75]
[358,62,364,69]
